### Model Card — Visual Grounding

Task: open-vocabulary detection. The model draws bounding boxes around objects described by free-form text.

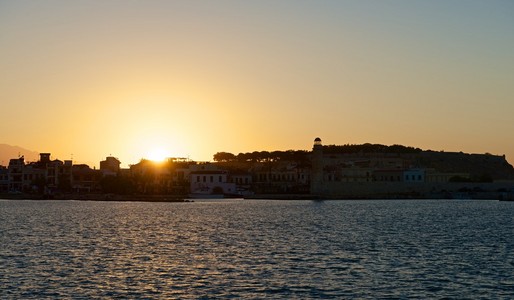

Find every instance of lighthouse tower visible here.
[311,137,324,196]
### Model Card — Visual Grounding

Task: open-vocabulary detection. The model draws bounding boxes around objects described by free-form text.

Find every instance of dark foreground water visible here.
[1,199,513,299]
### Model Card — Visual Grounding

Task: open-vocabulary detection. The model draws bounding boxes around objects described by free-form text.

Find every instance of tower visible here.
[311,137,324,196]
[40,153,51,163]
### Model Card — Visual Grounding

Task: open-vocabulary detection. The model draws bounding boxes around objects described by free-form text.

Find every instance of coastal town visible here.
[1,138,514,200]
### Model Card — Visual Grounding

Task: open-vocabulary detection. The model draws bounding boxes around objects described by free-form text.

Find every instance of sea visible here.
[1,199,513,299]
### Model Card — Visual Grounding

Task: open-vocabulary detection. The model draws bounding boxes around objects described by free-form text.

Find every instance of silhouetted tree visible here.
[213,152,236,162]
[228,149,310,163]
[236,152,250,162]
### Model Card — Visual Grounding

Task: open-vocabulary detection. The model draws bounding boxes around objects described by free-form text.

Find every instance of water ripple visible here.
[1,199,513,298]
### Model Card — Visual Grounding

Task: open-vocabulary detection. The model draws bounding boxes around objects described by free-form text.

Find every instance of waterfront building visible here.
[128,158,193,195]
[228,170,253,196]
[100,156,121,176]
[252,161,310,194]
[190,169,236,196]
[72,164,101,193]
[129,159,170,194]
[307,138,514,199]
[310,137,324,196]
[404,169,425,183]
[425,171,469,183]
[0,166,8,193]
[338,165,373,183]
[0,139,511,199]
[373,169,405,182]
[8,157,24,192]
[21,163,46,192]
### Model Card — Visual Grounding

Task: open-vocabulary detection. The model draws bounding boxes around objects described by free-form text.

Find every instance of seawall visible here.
[315,181,514,200]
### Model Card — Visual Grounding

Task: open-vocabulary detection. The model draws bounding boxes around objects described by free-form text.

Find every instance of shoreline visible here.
[0,193,189,202]
[2,192,512,201]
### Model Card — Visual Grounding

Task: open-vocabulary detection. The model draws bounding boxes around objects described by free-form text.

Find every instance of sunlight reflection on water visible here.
[1,199,513,298]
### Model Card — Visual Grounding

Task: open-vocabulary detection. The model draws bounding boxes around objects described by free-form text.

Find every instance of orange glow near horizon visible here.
[1,2,513,167]
[144,147,169,163]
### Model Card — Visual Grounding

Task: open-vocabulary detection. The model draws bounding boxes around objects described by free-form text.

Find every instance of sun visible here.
[146,147,168,162]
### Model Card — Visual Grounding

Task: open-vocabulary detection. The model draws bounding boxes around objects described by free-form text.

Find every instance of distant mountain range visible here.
[0,144,39,166]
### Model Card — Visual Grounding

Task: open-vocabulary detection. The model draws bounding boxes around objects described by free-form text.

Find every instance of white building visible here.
[190,170,236,196]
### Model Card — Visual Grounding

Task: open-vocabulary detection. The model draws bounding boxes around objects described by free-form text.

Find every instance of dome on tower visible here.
[314,137,322,146]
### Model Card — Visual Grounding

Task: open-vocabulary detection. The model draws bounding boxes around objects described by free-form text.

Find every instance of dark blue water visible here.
[1,199,513,299]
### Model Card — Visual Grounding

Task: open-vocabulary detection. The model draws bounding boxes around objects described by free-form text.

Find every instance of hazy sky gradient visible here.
[1,0,513,167]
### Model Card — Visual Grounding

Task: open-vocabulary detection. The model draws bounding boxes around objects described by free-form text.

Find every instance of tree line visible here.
[213,144,423,162]
[213,150,310,162]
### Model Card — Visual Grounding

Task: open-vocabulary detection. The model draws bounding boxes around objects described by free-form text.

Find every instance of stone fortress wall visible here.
[310,138,514,199]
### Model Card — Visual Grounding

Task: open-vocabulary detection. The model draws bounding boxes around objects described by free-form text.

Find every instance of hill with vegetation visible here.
[213,143,514,180]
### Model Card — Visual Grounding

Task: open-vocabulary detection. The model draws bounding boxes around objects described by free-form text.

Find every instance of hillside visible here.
[0,144,39,166]
[321,144,514,180]
[416,151,514,180]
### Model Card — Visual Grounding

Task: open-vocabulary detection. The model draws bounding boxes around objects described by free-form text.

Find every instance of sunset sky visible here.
[1,0,513,167]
